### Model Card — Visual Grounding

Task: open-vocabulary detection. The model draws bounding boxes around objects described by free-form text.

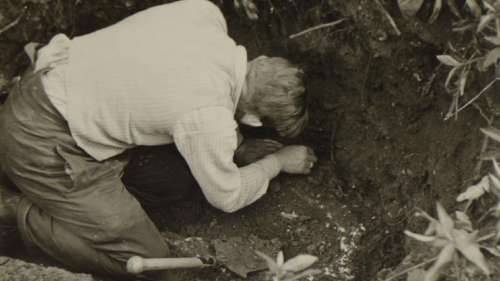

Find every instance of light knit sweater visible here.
[36,0,281,213]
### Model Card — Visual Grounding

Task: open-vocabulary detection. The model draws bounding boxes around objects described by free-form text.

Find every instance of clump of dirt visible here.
[0,256,95,281]
[0,0,493,281]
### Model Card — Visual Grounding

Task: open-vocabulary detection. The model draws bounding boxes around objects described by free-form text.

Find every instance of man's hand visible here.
[234,139,284,166]
[273,145,317,174]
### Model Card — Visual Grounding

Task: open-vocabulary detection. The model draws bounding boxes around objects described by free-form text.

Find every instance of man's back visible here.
[61,0,247,160]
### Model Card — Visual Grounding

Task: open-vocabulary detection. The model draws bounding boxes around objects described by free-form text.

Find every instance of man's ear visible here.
[240,113,263,127]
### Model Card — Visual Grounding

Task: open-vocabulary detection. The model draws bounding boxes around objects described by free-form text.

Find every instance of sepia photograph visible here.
[1,0,500,280]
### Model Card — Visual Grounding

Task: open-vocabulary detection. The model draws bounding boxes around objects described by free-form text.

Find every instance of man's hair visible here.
[244,56,308,138]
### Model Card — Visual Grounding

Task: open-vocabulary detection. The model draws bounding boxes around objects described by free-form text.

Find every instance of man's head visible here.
[238,56,308,138]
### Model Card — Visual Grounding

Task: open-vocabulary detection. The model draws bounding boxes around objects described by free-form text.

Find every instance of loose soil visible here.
[0,0,494,280]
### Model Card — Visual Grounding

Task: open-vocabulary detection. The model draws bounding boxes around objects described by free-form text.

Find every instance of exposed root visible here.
[0,7,26,36]
[445,78,500,121]
[288,19,345,39]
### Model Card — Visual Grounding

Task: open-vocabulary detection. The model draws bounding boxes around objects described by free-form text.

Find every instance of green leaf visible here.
[481,127,500,143]
[492,160,500,178]
[484,1,496,12]
[466,0,482,18]
[234,0,258,20]
[495,203,500,217]
[480,149,500,160]
[456,176,489,202]
[478,13,496,32]
[404,230,437,242]
[429,0,443,23]
[415,210,441,235]
[458,70,467,96]
[437,55,461,67]
[488,174,500,198]
[255,251,279,274]
[24,42,40,64]
[276,251,284,267]
[453,229,491,276]
[424,244,455,281]
[485,36,500,45]
[446,0,461,18]
[282,255,318,273]
[482,47,500,70]
[481,245,500,257]
[432,237,452,248]
[436,202,454,239]
[444,66,459,92]
[398,0,425,17]
[455,211,473,230]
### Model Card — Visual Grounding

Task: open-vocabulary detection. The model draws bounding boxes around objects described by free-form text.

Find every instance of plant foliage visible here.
[256,251,321,281]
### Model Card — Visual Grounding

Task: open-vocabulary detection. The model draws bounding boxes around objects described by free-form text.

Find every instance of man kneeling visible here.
[0,0,316,278]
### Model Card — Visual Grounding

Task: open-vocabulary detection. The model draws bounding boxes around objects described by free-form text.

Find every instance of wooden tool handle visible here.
[127,256,212,274]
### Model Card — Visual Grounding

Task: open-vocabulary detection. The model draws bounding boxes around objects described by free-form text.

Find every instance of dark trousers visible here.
[0,68,196,276]
[123,145,197,208]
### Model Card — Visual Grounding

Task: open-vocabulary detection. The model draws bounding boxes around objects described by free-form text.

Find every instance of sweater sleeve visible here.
[173,106,281,213]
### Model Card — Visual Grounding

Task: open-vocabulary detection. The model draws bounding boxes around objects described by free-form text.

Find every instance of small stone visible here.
[306,243,317,253]
[124,0,135,8]
[375,29,388,41]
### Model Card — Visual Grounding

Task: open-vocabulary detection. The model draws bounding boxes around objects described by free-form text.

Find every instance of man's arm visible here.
[173,107,281,213]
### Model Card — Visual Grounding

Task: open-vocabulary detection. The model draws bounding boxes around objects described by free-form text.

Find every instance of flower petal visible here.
[481,246,500,258]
